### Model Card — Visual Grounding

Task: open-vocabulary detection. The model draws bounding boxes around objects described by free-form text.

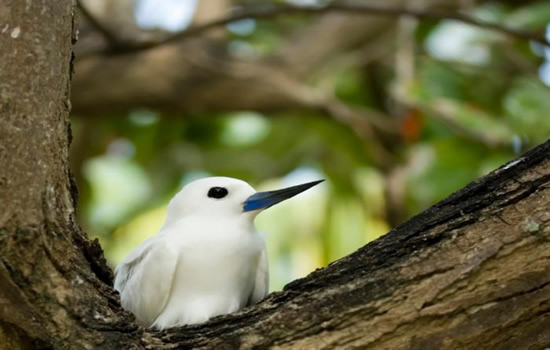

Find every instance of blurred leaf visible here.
[504,78,550,142]
[84,155,151,235]
[505,1,550,29]
[406,140,510,213]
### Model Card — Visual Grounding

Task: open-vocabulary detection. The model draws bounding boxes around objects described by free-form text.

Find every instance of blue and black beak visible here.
[243,180,324,212]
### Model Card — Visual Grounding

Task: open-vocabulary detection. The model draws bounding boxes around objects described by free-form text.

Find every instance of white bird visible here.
[114,176,323,329]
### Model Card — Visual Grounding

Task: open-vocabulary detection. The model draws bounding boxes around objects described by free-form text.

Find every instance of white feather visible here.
[114,235,177,326]
[113,176,319,329]
[248,248,269,306]
[113,177,269,329]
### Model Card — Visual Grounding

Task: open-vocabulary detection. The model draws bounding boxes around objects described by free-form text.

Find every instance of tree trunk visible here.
[0,2,138,349]
[2,1,550,349]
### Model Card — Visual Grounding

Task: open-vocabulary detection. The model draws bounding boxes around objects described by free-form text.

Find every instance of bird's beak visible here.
[243,180,324,212]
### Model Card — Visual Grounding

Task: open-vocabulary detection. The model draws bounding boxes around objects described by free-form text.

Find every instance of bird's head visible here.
[165,176,323,222]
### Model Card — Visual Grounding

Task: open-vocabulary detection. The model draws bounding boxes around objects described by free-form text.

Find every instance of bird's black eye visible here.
[208,187,228,199]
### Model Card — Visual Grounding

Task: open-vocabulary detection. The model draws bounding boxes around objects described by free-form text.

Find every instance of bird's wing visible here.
[114,235,178,326]
[247,247,269,305]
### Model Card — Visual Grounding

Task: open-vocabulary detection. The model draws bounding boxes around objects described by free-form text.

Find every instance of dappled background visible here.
[70,0,550,291]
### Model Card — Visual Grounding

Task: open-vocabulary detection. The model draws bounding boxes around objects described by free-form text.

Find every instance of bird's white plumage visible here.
[248,248,269,306]
[114,236,178,326]
[114,177,269,329]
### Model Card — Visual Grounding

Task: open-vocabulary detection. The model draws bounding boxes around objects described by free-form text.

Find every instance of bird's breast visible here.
[154,223,264,327]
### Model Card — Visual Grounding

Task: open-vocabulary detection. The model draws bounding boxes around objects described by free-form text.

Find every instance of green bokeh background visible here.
[72,0,550,291]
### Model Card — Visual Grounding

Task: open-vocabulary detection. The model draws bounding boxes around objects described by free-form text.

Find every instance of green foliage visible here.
[72,0,550,290]
[504,78,550,142]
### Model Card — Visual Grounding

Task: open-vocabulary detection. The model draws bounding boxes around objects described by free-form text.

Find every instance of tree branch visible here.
[416,98,517,150]
[72,38,399,166]
[77,0,121,45]
[393,94,521,151]
[72,39,394,133]
[87,3,549,55]
[142,138,550,349]
[177,4,550,47]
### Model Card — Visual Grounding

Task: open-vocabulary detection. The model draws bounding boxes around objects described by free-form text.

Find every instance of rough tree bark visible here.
[2,1,550,350]
[0,2,138,349]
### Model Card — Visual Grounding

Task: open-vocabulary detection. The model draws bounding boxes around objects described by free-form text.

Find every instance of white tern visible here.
[114,176,323,329]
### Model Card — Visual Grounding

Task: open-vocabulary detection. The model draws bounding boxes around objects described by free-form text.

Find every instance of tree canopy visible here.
[70,0,550,290]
